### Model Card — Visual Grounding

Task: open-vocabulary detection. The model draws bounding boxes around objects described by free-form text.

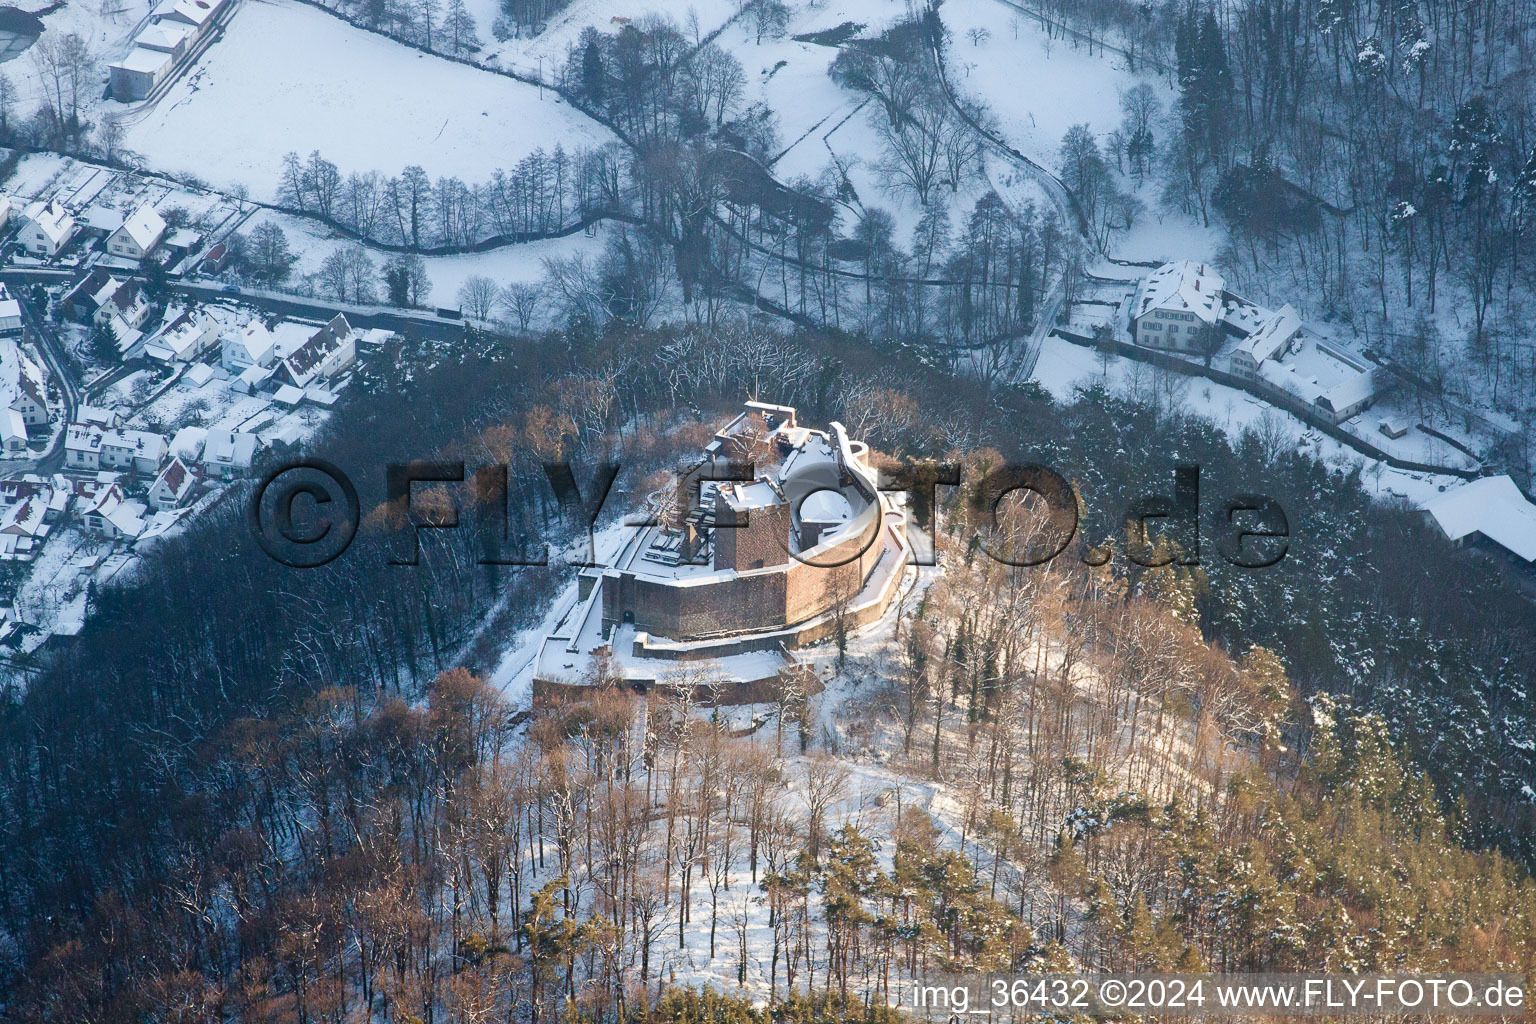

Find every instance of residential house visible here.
[100,429,167,475]
[0,474,69,520]
[1314,370,1381,424]
[79,483,147,541]
[105,204,167,262]
[92,277,149,332]
[61,268,113,321]
[0,409,25,454]
[1227,304,1301,381]
[0,494,49,560]
[19,199,76,258]
[202,428,257,478]
[143,310,217,363]
[148,456,195,509]
[273,314,356,389]
[0,284,22,335]
[0,339,47,436]
[1130,261,1225,356]
[64,423,104,472]
[221,320,277,373]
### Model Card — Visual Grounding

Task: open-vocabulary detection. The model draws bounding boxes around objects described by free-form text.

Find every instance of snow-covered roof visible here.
[170,425,208,459]
[76,405,117,428]
[109,315,143,358]
[136,20,193,50]
[155,0,223,28]
[152,456,194,499]
[23,199,74,246]
[1234,304,1300,366]
[80,206,125,233]
[272,384,305,406]
[66,422,103,453]
[116,204,167,252]
[238,363,273,388]
[0,408,24,443]
[1424,475,1536,562]
[1135,261,1225,324]
[144,310,211,361]
[102,428,167,463]
[1318,370,1377,414]
[0,494,46,538]
[111,46,175,75]
[228,320,276,363]
[203,428,257,468]
[0,339,45,415]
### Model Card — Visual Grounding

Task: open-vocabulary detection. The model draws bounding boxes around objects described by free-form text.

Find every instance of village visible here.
[0,154,401,662]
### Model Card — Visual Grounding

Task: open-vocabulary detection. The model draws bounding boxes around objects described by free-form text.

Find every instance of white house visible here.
[64,423,104,472]
[0,493,50,560]
[99,429,167,475]
[222,320,277,373]
[79,483,147,540]
[1228,304,1300,380]
[1131,261,1225,355]
[143,310,217,363]
[0,408,25,454]
[92,277,150,331]
[0,339,47,436]
[1314,370,1380,424]
[274,314,356,389]
[148,456,195,509]
[106,204,167,262]
[0,285,22,336]
[19,199,77,258]
[202,428,257,478]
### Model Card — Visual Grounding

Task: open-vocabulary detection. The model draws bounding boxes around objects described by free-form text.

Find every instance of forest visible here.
[0,308,1532,1019]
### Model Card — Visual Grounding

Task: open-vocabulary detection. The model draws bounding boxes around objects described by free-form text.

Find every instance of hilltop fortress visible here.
[533,402,912,703]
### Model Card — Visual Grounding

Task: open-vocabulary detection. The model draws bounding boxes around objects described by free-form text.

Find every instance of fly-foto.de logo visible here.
[249,459,1289,571]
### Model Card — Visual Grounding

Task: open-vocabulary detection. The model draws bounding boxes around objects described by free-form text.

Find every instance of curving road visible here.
[1,272,81,474]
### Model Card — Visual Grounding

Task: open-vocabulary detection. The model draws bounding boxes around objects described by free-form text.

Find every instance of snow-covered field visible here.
[122,0,614,198]
[939,0,1172,168]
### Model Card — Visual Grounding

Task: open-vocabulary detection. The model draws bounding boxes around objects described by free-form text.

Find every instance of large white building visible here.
[1130,261,1225,356]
